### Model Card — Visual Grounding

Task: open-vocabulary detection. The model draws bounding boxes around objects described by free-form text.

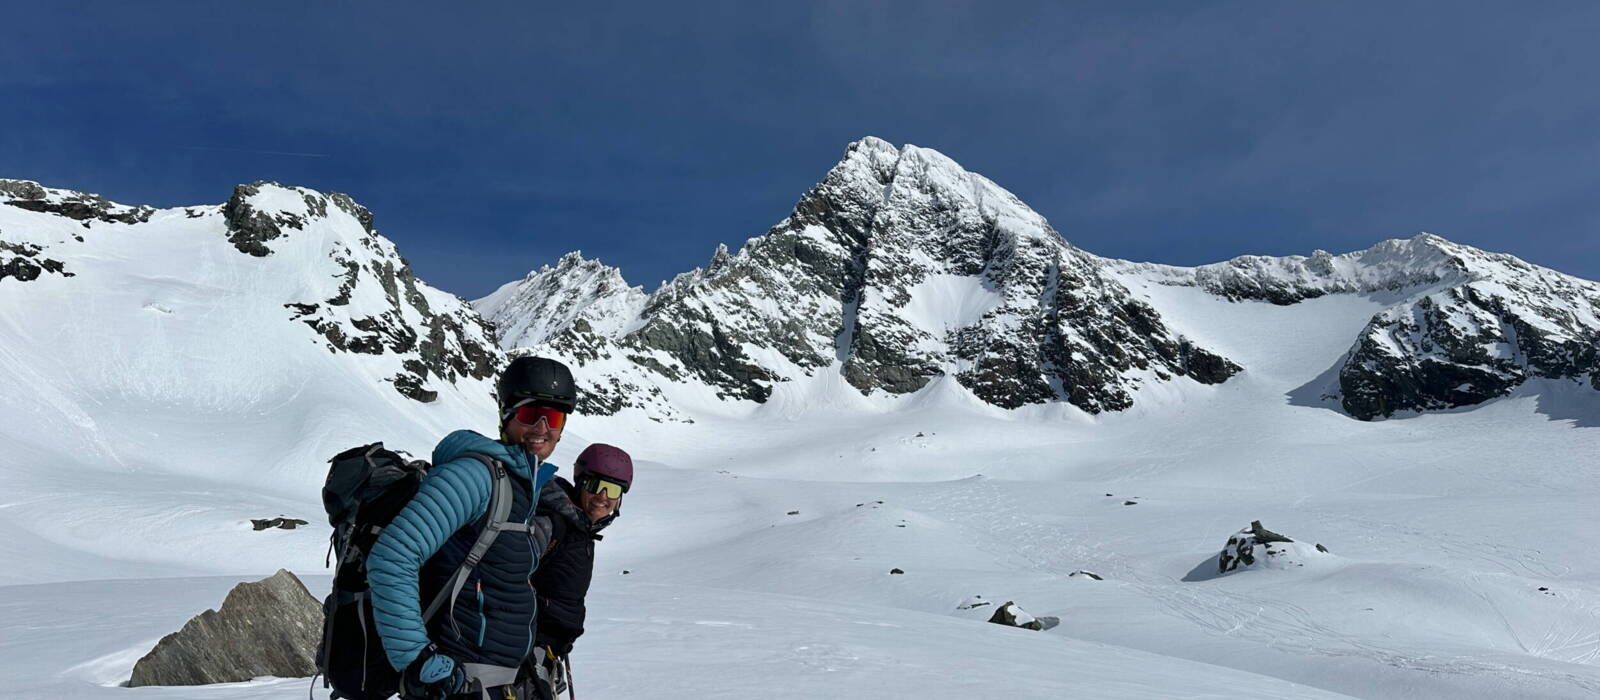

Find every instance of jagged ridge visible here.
[478,138,1241,416]
[0,179,501,403]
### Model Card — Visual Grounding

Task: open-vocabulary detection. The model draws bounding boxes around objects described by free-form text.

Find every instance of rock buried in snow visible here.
[1068,570,1103,580]
[957,595,991,610]
[987,601,1058,631]
[250,517,308,530]
[1215,520,1328,575]
[128,570,321,687]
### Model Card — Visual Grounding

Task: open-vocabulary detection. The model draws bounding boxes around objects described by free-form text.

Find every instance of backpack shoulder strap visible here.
[420,452,518,622]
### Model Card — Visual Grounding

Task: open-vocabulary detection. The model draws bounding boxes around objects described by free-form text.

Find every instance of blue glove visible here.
[401,646,467,699]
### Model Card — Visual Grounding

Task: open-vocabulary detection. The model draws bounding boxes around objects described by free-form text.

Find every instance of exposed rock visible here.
[1338,274,1600,419]
[250,517,309,531]
[1114,233,1600,420]
[1,178,153,225]
[1217,520,1318,574]
[889,568,905,575]
[235,182,501,403]
[1068,570,1103,580]
[0,240,73,283]
[223,182,295,257]
[987,601,1058,631]
[128,570,321,687]
[0,180,152,284]
[1111,235,1468,305]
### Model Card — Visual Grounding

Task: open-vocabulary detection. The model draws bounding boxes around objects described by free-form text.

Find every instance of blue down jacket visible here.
[367,429,557,672]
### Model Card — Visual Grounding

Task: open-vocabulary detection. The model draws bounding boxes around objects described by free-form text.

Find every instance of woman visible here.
[523,442,633,700]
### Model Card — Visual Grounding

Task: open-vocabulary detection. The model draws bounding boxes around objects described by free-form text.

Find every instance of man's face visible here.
[578,485,620,522]
[503,408,562,461]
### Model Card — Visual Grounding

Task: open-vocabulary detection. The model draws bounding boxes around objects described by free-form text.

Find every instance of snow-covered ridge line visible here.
[479,136,1239,420]
[1107,233,1489,305]
[1,178,503,404]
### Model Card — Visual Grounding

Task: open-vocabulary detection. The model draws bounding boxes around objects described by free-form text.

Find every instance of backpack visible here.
[313,442,516,700]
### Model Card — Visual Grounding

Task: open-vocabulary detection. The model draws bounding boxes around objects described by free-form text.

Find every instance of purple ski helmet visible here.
[574,443,633,490]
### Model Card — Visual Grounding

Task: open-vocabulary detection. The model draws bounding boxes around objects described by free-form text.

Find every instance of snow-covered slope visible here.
[0,178,503,582]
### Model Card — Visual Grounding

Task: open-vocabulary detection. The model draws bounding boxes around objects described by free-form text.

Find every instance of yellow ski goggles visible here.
[578,474,628,499]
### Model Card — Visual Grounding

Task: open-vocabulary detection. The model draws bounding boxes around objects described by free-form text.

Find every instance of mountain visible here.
[1113,233,1600,419]
[477,137,1241,418]
[479,138,1600,422]
[1,178,501,406]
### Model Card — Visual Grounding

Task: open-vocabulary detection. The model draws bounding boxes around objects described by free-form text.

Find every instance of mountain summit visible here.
[478,137,1241,417]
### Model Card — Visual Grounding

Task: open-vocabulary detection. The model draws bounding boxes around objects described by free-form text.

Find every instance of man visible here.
[522,443,633,700]
[366,356,574,700]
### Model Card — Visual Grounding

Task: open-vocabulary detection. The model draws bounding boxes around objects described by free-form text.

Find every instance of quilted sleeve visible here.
[366,457,492,671]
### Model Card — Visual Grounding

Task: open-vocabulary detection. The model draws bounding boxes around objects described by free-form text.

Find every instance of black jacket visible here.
[530,476,618,655]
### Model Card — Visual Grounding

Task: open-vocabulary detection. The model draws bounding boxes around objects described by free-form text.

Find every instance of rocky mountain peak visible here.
[222,181,376,257]
[482,137,1240,416]
[475,251,647,349]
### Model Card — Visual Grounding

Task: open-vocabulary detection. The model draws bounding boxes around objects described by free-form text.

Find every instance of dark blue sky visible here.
[6,2,1599,298]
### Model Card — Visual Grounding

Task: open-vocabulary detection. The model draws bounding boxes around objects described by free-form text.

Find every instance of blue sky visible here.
[5,1,1599,298]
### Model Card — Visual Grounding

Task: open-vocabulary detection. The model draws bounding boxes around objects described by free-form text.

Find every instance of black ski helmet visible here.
[497,356,577,414]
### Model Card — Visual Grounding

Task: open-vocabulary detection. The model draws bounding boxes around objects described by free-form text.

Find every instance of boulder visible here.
[1213,520,1329,576]
[250,517,309,530]
[987,601,1058,631]
[128,569,321,687]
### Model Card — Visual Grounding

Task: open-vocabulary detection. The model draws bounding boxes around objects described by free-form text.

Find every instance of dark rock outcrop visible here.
[128,570,321,687]
[250,517,309,530]
[0,240,73,283]
[1339,277,1600,419]
[231,182,502,402]
[1116,233,1600,420]
[1,178,153,226]
[986,601,1058,631]
[1218,521,1297,574]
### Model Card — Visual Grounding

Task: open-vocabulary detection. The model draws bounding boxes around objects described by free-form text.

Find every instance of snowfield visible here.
[3,183,1599,698]
[5,275,1598,698]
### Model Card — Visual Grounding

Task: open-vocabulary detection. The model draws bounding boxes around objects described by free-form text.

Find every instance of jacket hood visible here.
[542,476,619,534]
[432,429,536,481]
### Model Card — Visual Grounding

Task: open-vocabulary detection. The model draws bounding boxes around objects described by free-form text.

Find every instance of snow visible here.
[898,273,1005,336]
[5,185,1600,699]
